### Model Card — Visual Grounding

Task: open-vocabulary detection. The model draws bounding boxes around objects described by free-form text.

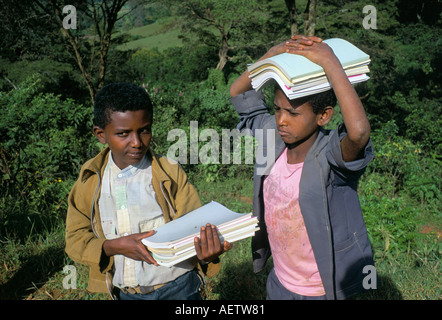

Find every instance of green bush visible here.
[360,119,441,264]
[0,76,97,241]
[144,69,254,182]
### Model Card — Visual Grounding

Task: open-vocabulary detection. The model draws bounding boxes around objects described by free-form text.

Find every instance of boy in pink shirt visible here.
[230,36,374,300]
[264,148,324,297]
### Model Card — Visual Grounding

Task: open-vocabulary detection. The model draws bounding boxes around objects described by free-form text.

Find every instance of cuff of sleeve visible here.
[98,239,114,273]
[327,124,374,171]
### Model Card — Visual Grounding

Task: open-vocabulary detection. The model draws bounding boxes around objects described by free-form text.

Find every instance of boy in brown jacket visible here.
[65,82,230,300]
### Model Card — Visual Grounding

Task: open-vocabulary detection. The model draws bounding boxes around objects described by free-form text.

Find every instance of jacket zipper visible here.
[90,170,101,238]
[90,170,117,299]
[315,153,336,300]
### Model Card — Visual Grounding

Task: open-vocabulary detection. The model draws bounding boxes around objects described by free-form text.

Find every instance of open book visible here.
[141,201,259,267]
[248,38,371,99]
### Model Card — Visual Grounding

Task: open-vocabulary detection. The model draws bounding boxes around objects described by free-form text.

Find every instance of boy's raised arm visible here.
[288,40,371,162]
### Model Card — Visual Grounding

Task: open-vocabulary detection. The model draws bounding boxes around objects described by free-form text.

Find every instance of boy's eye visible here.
[141,127,151,134]
[116,131,128,137]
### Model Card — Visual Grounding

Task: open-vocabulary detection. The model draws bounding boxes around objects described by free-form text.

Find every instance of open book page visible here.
[248,38,370,83]
[141,201,254,249]
[140,201,259,267]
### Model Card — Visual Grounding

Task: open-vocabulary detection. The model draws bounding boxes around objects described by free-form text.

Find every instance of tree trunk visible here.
[285,0,298,35]
[216,35,229,71]
[37,0,128,104]
[303,0,317,36]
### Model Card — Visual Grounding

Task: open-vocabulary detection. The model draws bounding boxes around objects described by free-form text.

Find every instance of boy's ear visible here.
[93,126,106,145]
[317,106,334,127]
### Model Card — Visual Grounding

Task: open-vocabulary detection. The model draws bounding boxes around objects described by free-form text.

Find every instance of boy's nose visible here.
[130,133,142,148]
[276,113,287,126]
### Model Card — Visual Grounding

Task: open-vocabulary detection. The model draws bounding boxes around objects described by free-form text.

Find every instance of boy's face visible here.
[94,110,152,170]
[274,89,330,147]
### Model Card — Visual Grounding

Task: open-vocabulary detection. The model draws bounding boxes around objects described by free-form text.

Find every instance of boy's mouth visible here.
[278,128,290,137]
[127,151,144,159]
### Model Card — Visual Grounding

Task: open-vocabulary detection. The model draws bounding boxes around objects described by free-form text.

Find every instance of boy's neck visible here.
[286,129,319,164]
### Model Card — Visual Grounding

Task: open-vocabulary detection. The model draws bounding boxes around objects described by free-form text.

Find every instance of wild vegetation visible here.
[0,0,440,300]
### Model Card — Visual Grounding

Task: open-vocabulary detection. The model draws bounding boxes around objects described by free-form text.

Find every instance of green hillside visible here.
[116,18,183,51]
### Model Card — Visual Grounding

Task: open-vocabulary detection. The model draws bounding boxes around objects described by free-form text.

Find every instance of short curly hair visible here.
[275,86,337,114]
[93,82,153,128]
[308,89,337,114]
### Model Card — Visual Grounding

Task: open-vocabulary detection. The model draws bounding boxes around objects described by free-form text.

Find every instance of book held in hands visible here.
[141,201,259,267]
[248,38,371,99]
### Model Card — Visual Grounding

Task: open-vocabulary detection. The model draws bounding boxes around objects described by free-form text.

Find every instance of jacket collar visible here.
[80,147,171,183]
[304,126,332,161]
[80,147,110,183]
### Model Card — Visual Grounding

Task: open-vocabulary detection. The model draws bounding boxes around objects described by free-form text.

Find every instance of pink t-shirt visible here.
[263,148,325,296]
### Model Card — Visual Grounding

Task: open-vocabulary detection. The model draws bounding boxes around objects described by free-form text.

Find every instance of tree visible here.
[284,0,317,36]
[34,0,133,103]
[171,0,268,71]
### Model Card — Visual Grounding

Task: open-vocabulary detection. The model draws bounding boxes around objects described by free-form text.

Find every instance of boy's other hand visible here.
[288,39,340,69]
[262,35,323,60]
[103,231,159,266]
[194,223,232,263]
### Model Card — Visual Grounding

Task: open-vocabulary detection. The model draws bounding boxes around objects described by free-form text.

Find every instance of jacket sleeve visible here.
[326,124,374,180]
[65,175,113,273]
[231,90,275,136]
[171,163,202,219]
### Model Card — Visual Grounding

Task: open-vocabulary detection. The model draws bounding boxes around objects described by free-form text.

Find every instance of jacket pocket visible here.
[102,219,117,239]
[334,234,357,252]
[333,231,374,298]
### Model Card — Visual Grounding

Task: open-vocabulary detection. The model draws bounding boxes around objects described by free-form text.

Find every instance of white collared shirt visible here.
[99,152,193,288]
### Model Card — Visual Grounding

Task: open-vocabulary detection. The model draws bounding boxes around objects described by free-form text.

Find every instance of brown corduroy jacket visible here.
[65,147,221,295]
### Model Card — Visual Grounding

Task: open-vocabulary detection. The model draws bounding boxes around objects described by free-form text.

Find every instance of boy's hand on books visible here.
[103,231,159,266]
[194,223,233,263]
[265,35,323,59]
[287,34,323,52]
[288,39,340,69]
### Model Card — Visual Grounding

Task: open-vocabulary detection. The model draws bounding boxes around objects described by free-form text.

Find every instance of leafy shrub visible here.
[143,68,253,182]
[360,173,419,260]
[360,119,441,264]
[0,76,97,241]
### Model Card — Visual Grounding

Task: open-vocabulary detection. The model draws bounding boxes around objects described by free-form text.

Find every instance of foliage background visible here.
[0,0,440,300]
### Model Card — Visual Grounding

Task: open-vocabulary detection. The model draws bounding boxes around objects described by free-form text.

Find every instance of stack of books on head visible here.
[141,201,259,267]
[248,38,370,99]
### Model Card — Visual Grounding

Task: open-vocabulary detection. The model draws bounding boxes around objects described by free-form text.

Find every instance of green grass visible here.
[116,18,183,52]
[0,175,440,300]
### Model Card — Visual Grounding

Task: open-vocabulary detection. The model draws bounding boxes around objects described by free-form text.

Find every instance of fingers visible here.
[136,230,155,240]
[134,231,159,266]
[285,35,323,53]
[140,249,159,266]
[291,34,323,42]
[223,240,233,252]
[194,223,230,262]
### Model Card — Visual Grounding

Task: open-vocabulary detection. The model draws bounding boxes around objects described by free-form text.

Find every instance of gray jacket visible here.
[231,90,375,300]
